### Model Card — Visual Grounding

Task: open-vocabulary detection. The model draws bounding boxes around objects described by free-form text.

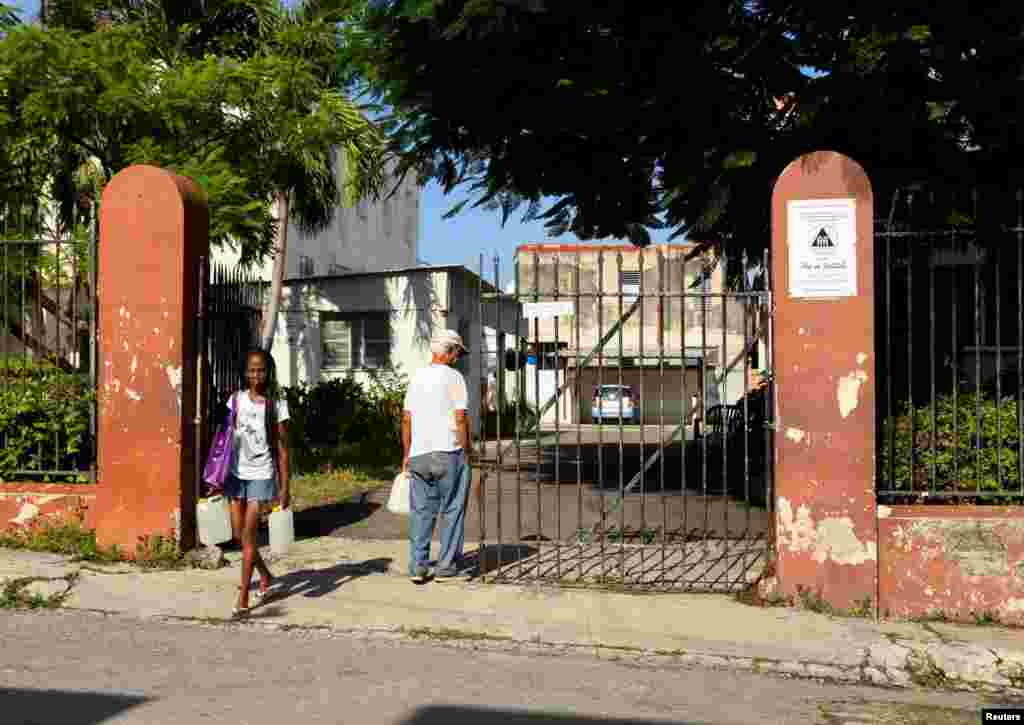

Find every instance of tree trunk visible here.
[260,191,290,351]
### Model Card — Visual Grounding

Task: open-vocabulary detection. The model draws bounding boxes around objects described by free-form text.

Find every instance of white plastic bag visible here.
[268,506,294,555]
[386,471,411,515]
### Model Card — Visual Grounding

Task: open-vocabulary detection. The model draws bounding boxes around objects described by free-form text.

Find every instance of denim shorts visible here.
[224,474,277,502]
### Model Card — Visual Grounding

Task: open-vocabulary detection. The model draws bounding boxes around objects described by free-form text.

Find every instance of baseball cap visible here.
[430,329,467,355]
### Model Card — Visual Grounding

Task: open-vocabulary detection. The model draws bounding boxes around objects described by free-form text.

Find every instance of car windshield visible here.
[599,387,632,400]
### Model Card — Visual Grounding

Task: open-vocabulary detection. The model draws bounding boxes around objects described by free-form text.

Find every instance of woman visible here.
[224,349,290,617]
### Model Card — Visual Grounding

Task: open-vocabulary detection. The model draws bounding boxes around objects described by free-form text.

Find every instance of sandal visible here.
[253,581,282,604]
[231,606,249,619]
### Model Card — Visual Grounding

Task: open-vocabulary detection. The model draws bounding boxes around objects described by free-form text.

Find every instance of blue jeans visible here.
[407,450,470,576]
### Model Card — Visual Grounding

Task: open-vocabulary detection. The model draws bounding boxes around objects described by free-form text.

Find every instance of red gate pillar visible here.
[93,166,208,556]
[771,151,877,610]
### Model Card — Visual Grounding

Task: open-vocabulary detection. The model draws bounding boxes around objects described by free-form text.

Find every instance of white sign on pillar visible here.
[787,198,857,298]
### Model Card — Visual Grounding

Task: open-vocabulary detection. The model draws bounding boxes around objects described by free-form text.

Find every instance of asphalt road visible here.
[0,610,1010,725]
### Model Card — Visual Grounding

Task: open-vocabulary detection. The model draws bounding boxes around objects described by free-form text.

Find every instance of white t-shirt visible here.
[403,364,469,458]
[231,392,290,480]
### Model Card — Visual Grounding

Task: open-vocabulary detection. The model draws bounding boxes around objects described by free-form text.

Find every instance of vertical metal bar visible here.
[679,251,689,577]
[700,254,710,543]
[742,264,752,537]
[1,239,7,460]
[638,248,646,574]
[54,237,62,471]
[597,249,606,583]
[929,219,937,495]
[907,194,915,495]
[721,252,729,549]
[616,250,625,581]
[658,248,667,585]
[996,218,1004,493]
[952,226,960,491]
[514,251,523,582]
[1017,189,1023,497]
[195,256,207,501]
[886,195,895,493]
[553,252,562,580]
[975,192,983,495]
[575,249,583,581]
[478,254,487,574]
[493,253,503,582]
[533,250,542,579]
[764,246,774,530]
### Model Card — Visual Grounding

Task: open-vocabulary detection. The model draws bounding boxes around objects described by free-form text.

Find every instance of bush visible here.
[282,368,408,475]
[0,358,94,481]
[880,390,1021,498]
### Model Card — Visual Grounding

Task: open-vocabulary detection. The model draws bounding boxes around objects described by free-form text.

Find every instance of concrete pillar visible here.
[771,151,877,610]
[93,166,208,555]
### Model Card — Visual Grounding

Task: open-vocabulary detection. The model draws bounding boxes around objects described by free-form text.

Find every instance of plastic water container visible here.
[196,495,232,546]
[268,506,294,555]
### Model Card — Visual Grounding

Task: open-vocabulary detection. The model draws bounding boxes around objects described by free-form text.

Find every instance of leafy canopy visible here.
[0,0,385,263]
[340,1,1024,252]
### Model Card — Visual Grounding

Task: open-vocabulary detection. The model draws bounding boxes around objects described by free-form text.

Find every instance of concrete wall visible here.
[879,506,1024,625]
[0,484,98,533]
[213,165,420,279]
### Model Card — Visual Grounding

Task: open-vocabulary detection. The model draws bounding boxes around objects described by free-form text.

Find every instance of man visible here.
[402,329,475,583]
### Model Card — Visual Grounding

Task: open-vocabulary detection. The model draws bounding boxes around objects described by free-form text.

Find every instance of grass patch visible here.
[0,515,123,563]
[0,574,76,609]
[134,534,186,570]
[290,465,393,512]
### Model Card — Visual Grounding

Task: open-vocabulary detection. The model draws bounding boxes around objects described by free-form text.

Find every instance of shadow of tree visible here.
[293,500,381,540]
[2,687,149,725]
[400,705,699,725]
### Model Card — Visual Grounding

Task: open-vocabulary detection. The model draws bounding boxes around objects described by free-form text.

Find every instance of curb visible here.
[45,604,1024,698]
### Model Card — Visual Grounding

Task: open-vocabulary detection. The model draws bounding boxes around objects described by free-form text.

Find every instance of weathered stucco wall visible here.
[0,484,98,531]
[879,505,1024,624]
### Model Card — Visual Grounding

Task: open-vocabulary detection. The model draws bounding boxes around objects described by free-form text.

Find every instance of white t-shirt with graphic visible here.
[403,364,469,458]
[231,392,290,480]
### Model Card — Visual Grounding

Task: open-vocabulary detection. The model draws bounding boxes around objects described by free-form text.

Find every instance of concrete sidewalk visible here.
[3,537,1024,696]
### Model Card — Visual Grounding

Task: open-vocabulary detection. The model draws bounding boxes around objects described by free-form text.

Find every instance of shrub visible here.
[880,390,1021,498]
[282,367,408,475]
[0,358,94,481]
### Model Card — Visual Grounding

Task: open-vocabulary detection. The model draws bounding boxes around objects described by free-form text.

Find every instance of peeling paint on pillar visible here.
[771,151,877,610]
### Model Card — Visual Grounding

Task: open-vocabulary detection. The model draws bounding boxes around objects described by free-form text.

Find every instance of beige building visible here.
[514,243,767,425]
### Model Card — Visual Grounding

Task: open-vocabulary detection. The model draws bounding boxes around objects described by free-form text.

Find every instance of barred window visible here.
[321,312,391,370]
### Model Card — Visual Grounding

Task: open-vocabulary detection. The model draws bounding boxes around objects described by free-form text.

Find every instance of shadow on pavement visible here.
[247,557,393,617]
[294,500,381,540]
[2,687,149,725]
[461,545,539,576]
[401,705,700,725]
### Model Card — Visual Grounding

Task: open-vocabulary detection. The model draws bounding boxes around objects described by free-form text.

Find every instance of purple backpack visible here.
[202,393,237,490]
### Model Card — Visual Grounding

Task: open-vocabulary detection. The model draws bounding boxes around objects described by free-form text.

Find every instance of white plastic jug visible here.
[268,506,294,555]
[196,495,232,546]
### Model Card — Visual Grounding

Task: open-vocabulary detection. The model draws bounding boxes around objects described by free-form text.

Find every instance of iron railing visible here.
[0,227,97,482]
[198,260,263,472]
[876,187,1024,503]
[473,245,773,591]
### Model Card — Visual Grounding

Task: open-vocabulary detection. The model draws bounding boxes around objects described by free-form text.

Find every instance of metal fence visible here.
[197,260,263,474]
[473,246,773,591]
[876,187,1024,503]
[0,228,97,482]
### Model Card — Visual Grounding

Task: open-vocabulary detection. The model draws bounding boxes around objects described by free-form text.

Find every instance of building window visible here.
[298,255,315,277]
[321,312,391,369]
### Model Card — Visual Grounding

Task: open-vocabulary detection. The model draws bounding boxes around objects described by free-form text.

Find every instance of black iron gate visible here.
[196,258,263,478]
[474,245,773,591]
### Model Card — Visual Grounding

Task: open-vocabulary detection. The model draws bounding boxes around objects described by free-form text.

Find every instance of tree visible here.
[0,0,385,353]
[339,1,1024,257]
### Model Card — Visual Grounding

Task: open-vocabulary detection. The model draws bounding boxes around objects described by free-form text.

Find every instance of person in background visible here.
[225,349,290,616]
[401,330,474,584]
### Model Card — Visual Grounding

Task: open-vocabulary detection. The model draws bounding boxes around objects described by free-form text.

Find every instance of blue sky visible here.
[11,0,678,281]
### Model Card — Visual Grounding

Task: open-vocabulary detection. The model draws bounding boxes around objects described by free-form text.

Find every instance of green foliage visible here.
[0,512,122,562]
[0,358,94,481]
[134,533,184,569]
[340,1,1024,253]
[283,368,408,474]
[0,1,385,263]
[880,390,1022,498]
